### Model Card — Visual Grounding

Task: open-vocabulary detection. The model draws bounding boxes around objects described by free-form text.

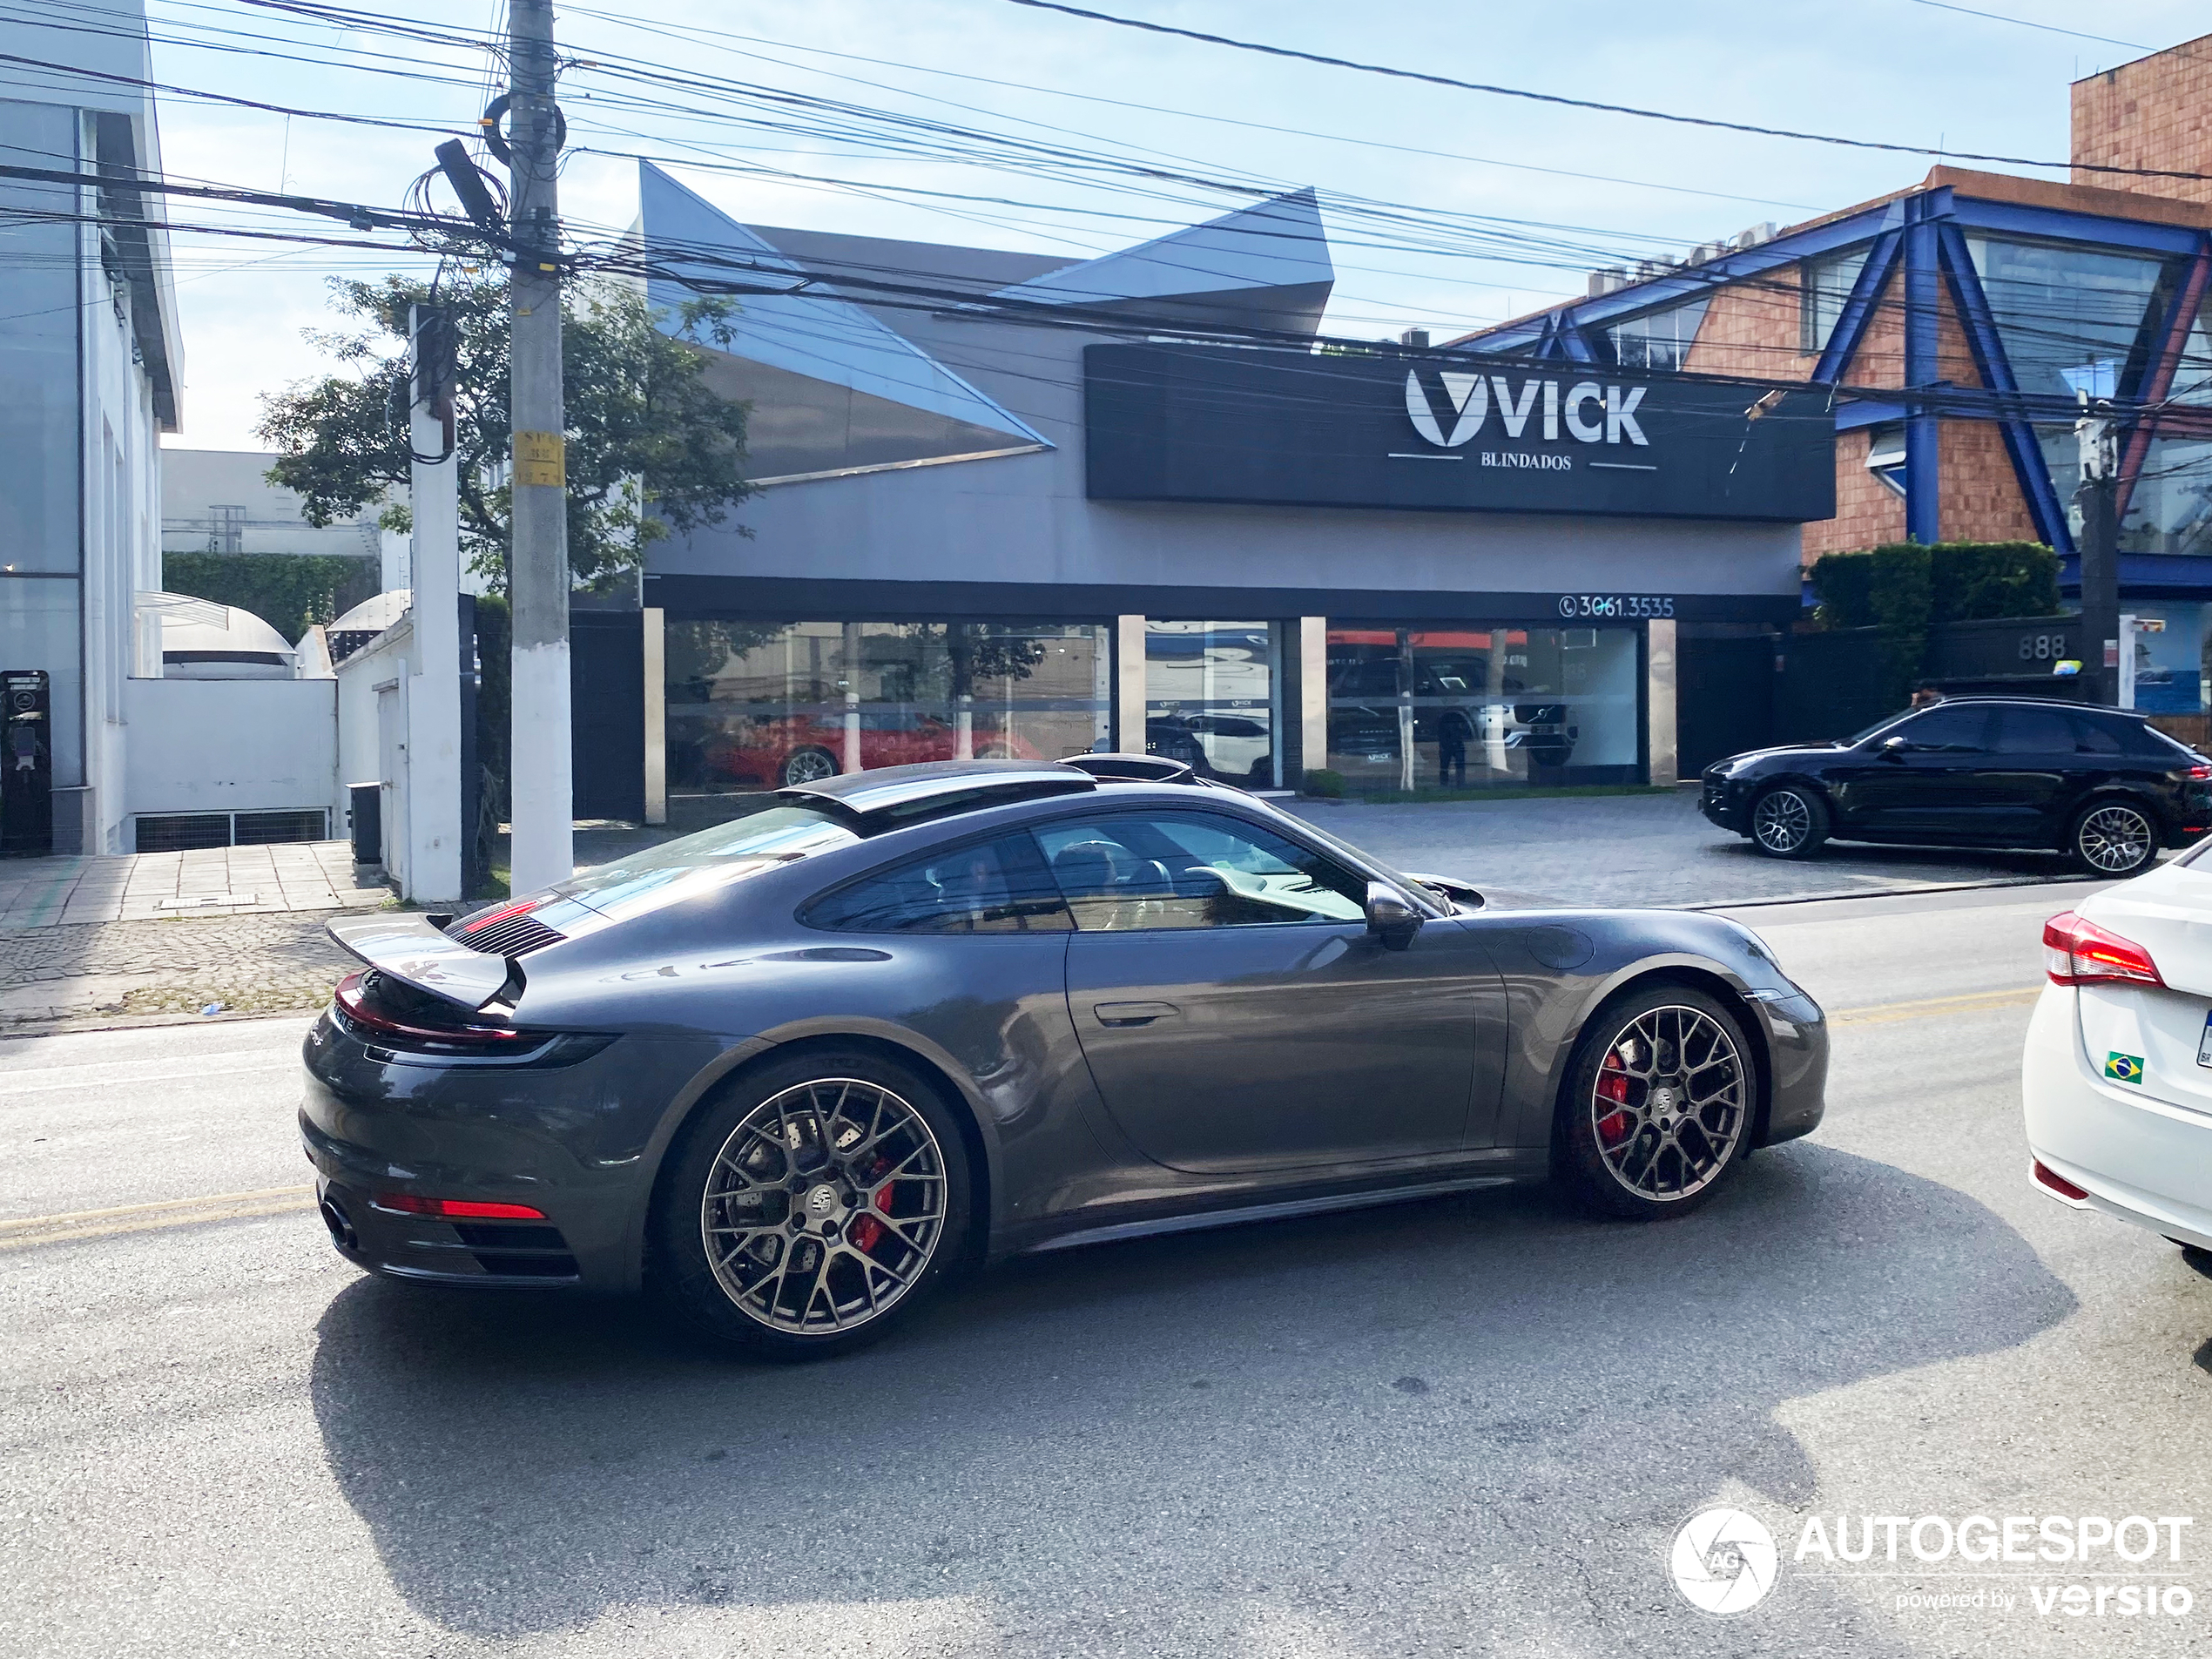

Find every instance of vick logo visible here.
[1403,369,1649,450]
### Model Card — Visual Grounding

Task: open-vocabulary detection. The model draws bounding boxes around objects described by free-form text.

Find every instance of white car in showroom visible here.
[2025,846,2212,1258]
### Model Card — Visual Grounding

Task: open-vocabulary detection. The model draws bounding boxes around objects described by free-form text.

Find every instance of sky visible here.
[132,0,2212,452]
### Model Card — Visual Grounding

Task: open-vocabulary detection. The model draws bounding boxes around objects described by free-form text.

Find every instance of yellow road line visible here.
[1829,986,2042,1026]
[0,1184,315,1252]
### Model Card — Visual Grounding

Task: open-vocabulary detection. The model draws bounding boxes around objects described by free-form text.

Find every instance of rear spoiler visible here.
[326,913,520,1013]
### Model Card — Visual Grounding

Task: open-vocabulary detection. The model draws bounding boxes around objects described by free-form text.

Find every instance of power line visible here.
[994,0,2211,182]
[1902,0,2152,52]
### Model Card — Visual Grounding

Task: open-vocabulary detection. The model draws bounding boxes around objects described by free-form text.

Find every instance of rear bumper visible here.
[297,1009,720,1293]
[2022,984,2212,1251]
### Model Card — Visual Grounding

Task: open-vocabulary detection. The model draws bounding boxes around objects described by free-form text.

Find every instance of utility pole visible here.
[505,0,573,894]
[407,302,463,902]
[2075,395,2121,708]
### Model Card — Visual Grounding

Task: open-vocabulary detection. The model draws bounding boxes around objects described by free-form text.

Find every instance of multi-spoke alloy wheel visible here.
[1558,987,1755,1219]
[779,746,840,787]
[1750,786,1826,858]
[658,1052,969,1359]
[2072,801,2156,876]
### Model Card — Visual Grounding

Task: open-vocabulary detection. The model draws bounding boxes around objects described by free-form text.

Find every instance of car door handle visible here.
[1093,1001,1180,1027]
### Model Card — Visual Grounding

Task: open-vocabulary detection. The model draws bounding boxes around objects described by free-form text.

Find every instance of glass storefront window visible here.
[2121,604,2205,715]
[1144,620,1280,787]
[664,619,1110,793]
[1325,624,1640,792]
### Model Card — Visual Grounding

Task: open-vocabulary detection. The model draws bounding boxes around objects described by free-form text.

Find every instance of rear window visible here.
[556,804,860,915]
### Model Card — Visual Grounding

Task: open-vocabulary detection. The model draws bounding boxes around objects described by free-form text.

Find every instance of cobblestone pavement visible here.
[0,911,360,1028]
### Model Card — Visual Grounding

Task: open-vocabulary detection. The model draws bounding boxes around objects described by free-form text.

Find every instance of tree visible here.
[259,272,755,590]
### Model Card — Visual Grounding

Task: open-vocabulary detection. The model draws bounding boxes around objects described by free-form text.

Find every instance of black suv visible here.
[1700,698,2212,875]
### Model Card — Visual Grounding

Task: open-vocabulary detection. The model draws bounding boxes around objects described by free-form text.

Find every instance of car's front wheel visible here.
[1556,985,1754,1219]
[2069,799,2158,877]
[653,1049,971,1359]
[1750,785,1829,858]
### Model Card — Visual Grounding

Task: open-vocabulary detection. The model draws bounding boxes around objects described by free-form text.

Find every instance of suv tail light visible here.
[2043,911,2165,988]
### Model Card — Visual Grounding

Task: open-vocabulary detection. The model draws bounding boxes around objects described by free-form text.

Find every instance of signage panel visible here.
[1084,344,1835,523]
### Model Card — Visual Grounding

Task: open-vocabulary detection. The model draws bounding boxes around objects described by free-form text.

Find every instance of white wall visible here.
[122,678,338,830]
[335,617,413,883]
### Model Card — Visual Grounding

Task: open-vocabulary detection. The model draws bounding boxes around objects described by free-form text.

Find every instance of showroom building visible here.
[626,162,1833,806]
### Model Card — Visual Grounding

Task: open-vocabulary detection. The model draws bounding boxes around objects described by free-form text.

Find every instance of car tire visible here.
[1555,983,1756,1221]
[2068,798,2158,877]
[1750,786,1830,859]
[651,1048,974,1360]
[779,745,840,787]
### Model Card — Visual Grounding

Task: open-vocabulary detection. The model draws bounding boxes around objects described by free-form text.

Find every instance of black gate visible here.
[570,611,645,823]
[1677,636,1775,773]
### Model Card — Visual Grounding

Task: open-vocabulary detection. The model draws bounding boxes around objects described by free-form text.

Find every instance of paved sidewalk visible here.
[0,841,388,933]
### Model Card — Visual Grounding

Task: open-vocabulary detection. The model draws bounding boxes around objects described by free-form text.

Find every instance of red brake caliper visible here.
[846,1159,892,1254]
[1596,1054,1633,1146]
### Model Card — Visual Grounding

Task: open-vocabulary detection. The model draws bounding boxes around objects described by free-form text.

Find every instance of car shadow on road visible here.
[309,1142,2074,1650]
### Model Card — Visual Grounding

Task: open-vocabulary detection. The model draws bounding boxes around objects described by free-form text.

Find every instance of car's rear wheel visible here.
[1557,986,1754,1220]
[653,1049,971,1359]
[1750,786,1829,858]
[2069,799,2157,876]
[779,745,840,787]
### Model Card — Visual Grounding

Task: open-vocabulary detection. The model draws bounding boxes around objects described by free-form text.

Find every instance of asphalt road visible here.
[6,880,2211,1656]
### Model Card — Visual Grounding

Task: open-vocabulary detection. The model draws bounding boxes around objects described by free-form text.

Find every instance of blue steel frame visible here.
[1460,181,2202,556]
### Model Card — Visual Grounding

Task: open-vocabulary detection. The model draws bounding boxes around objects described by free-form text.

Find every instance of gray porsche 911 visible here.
[303,756,1828,1359]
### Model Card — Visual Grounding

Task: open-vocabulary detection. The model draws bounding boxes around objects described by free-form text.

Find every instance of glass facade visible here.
[1608,299,1710,372]
[1801,246,1871,355]
[664,619,1110,794]
[2120,603,2207,715]
[1324,624,1641,792]
[1966,236,2167,403]
[1143,620,1280,787]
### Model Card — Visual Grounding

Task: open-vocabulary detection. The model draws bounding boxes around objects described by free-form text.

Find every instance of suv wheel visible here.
[2070,799,2157,876]
[1750,786,1830,859]
[653,1049,972,1360]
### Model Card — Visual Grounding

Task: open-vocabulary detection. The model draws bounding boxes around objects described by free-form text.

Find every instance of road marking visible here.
[0,1057,299,1098]
[0,1185,315,1252]
[0,1045,296,1081]
[1828,986,2042,1026]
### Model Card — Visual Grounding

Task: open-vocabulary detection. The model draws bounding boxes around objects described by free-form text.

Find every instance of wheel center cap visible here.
[804,1184,840,1219]
[1650,1085,1679,1115]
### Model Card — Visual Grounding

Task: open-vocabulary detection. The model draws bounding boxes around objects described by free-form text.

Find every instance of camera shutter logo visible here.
[1670,1507,1778,1614]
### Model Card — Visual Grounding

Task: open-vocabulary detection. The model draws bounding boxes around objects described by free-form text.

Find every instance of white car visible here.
[2023,846,2212,1256]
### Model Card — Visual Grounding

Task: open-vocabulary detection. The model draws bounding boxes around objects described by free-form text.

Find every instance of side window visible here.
[1035,813,1369,932]
[1896,707,1990,752]
[2070,716,2127,756]
[806,833,1072,934]
[1991,706,2076,754]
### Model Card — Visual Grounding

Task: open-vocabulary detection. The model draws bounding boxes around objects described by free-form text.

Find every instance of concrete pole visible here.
[2076,402,2122,708]
[505,0,573,893]
[406,304,463,901]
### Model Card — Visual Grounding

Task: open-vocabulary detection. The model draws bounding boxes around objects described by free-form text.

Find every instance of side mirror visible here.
[1879,735,1910,758]
[1365,881,1423,951]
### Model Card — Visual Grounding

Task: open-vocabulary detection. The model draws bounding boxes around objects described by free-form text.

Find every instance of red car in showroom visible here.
[704,713,1044,788]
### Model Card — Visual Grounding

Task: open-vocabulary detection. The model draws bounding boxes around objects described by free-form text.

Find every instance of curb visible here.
[1687,873,2100,912]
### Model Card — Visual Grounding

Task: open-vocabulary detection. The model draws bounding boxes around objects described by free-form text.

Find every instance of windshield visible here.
[1844,711,1912,746]
[560,803,860,914]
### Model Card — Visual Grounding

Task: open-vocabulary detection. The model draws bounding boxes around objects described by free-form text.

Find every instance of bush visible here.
[162,550,378,644]
[1808,541,2062,709]
[1301,767,1346,799]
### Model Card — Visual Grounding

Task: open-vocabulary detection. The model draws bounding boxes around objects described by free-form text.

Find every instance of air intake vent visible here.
[453,911,566,956]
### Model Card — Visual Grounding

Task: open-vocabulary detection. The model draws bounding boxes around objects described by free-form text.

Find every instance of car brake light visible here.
[460,897,541,934]
[2030,1160,2090,1204]
[2042,911,2165,988]
[2190,764,2212,781]
[371,1193,548,1220]
[333,970,526,1047]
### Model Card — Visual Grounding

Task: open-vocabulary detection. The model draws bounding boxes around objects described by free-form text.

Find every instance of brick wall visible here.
[1936,419,2041,544]
[1680,271,1800,380]
[1805,428,1906,558]
[2073,35,2212,206]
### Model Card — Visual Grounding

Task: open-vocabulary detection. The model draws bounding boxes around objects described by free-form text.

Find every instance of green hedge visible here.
[162,551,379,644]
[1807,542,2062,707]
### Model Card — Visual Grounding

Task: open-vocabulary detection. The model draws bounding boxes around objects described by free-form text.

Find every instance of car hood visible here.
[1710,744,1844,772]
